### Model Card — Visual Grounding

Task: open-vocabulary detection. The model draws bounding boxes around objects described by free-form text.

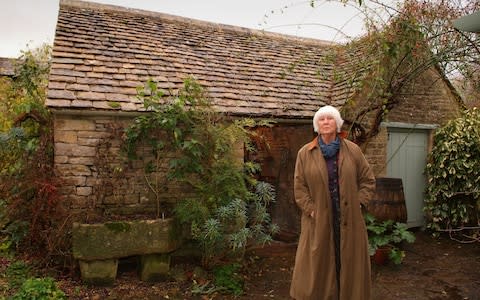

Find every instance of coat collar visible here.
[307,134,348,174]
[307,131,348,151]
[307,136,320,151]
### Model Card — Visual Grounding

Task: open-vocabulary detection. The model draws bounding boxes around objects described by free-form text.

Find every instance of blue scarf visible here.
[318,136,340,158]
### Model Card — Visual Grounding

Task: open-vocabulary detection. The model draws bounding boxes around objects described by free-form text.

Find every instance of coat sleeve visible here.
[355,148,376,208]
[294,148,315,216]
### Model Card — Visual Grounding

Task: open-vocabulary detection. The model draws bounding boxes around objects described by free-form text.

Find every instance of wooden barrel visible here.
[368,177,407,223]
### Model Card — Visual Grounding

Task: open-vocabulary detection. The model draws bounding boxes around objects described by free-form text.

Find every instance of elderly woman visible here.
[290,105,376,300]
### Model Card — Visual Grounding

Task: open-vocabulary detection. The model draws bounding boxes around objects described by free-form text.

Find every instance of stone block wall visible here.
[363,128,388,177]
[53,65,461,224]
[387,68,461,125]
[346,67,462,177]
[54,114,182,221]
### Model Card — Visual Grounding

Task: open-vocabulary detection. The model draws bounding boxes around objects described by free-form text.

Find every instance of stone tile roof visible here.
[47,0,357,119]
[0,57,15,76]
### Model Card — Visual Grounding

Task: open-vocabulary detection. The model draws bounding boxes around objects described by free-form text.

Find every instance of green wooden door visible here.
[386,126,430,227]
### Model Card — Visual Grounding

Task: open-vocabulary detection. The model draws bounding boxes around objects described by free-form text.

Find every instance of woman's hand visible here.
[310,211,315,218]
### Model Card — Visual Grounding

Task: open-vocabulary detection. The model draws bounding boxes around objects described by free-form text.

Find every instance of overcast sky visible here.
[0,0,396,58]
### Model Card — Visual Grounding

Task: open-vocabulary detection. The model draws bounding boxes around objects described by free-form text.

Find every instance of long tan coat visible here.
[290,136,376,300]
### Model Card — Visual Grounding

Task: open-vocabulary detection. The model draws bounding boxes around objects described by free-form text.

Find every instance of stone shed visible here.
[0,57,15,77]
[47,0,462,236]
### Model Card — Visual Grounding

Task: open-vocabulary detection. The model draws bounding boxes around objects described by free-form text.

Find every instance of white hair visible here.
[313,105,344,133]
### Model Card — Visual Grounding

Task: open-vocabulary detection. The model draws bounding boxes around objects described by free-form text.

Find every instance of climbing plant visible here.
[338,0,478,144]
[124,77,278,266]
[267,0,479,145]
[424,108,480,242]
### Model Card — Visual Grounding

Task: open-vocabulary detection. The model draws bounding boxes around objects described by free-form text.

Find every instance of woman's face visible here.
[317,115,337,135]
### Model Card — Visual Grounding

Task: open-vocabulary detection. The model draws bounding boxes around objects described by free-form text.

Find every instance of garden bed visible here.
[58,230,479,299]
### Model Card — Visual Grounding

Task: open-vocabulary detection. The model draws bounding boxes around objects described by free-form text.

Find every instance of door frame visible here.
[382,122,438,228]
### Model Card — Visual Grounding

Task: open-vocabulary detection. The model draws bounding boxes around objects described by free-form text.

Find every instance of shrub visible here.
[5,261,31,290]
[190,263,244,296]
[11,277,66,300]
[125,78,278,266]
[0,46,69,266]
[424,108,480,241]
[213,263,243,296]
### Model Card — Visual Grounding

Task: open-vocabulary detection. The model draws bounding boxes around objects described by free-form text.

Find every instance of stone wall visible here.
[363,128,388,177]
[53,68,461,224]
[352,67,462,177]
[54,114,182,221]
[387,68,461,125]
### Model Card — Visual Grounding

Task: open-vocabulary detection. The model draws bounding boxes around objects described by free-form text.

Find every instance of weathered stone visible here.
[55,143,96,157]
[50,63,74,70]
[57,185,76,195]
[48,81,67,89]
[72,100,93,107]
[120,102,137,111]
[85,176,99,186]
[57,164,91,176]
[111,86,137,95]
[69,195,89,208]
[48,74,76,83]
[55,131,78,143]
[93,66,118,73]
[45,99,71,107]
[52,57,84,65]
[75,65,93,72]
[77,91,106,100]
[86,72,103,79]
[77,186,93,196]
[103,195,120,204]
[78,259,118,286]
[77,130,110,139]
[91,85,115,93]
[48,89,76,100]
[72,218,179,261]
[139,254,171,282]
[55,119,95,131]
[54,155,69,164]
[77,137,100,146]
[69,156,95,165]
[92,101,116,109]
[104,93,131,102]
[50,68,85,77]
[63,176,86,186]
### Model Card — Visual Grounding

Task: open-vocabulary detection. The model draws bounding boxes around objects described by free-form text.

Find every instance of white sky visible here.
[0,0,396,58]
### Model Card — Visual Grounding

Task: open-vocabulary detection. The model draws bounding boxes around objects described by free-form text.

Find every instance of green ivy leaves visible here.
[424,108,480,236]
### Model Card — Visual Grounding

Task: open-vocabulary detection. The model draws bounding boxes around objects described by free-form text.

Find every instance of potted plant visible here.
[364,213,416,265]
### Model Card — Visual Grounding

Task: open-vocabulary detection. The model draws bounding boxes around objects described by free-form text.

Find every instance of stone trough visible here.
[72,218,179,285]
